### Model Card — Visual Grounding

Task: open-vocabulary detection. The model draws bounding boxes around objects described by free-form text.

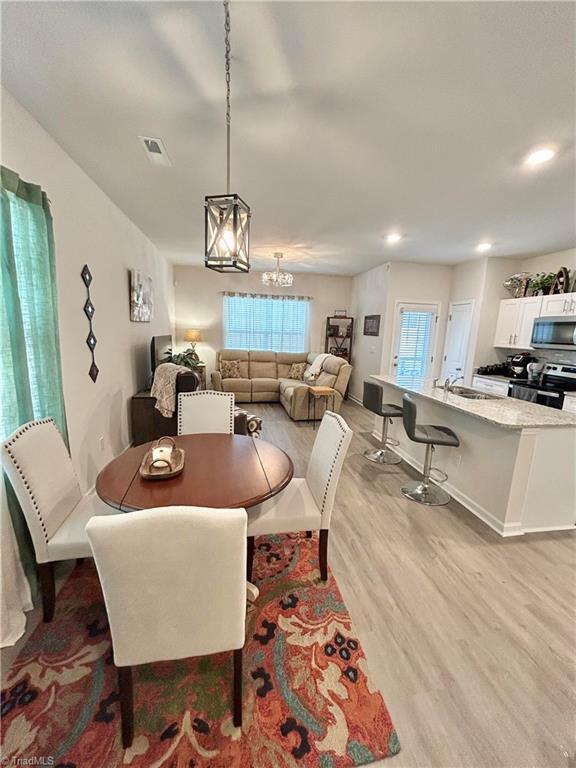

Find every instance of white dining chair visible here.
[1,418,119,622]
[246,411,353,582]
[86,505,249,748]
[177,390,235,435]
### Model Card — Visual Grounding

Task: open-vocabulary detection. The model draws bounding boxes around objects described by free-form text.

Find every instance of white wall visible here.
[1,88,174,489]
[172,265,352,375]
[521,248,576,275]
[448,258,487,382]
[349,264,389,401]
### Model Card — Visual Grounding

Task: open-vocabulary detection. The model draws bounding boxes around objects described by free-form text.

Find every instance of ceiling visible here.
[2,1,575,275]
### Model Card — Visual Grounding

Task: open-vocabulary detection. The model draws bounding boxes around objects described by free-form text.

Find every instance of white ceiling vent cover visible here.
[138,136,172,167]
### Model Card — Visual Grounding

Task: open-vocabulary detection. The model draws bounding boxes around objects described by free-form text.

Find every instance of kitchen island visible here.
[370,374,576,536]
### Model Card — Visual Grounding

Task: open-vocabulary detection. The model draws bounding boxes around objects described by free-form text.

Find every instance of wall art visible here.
[130,269,154,322]
[363,314,381,336]
[81,264,99,382]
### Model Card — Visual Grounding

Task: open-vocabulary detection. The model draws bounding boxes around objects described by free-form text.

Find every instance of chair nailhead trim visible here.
[177,391,235,434]
[320,412,348,515]
[3,418,56,544]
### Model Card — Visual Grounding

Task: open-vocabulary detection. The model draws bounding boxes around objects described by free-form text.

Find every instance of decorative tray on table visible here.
[139,436,185,480]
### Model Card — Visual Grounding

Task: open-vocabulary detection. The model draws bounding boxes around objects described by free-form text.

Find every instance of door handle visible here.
[509,334,512,344]
[563,300,568,313]
[513,333,517,344]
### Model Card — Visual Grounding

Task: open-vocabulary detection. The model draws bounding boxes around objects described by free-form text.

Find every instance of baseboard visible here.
[522,524,576,534]
[372,430,522,538]
[348,394,363,407]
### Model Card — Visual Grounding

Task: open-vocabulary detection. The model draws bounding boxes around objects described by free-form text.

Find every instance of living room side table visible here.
[307,386,336,428]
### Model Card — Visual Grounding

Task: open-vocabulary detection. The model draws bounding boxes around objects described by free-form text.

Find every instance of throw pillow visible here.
[288,362,307,380]
[220,359,242,379]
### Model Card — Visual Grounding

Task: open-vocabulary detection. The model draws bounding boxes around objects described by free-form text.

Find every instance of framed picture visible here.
[363,314,380,336]
[130,270,154,322]
[334,309,347,318]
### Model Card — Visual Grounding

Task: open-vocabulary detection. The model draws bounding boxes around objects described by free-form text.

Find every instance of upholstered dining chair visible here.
[1,418,119,622]
[177,390,235,435]
[246,411,353,582]
[86,506,249,748]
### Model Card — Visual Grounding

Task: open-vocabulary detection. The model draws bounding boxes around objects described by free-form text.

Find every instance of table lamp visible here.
[183,329,202,364]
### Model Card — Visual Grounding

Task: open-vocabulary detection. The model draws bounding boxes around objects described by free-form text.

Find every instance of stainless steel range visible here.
[507,363,576,410]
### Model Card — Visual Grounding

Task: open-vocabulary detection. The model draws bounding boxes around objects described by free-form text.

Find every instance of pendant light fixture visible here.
[205,0,251,273]
[262,252,294,288]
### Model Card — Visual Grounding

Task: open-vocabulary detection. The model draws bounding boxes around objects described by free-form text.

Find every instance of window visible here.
[392,302,439,378]
[1,166,67,442]
[223,294,310,352]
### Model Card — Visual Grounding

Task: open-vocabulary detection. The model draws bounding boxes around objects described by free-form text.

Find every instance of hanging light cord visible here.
[224,0,232,194]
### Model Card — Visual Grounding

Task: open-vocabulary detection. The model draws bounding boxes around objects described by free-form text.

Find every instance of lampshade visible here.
[184,329,202,343]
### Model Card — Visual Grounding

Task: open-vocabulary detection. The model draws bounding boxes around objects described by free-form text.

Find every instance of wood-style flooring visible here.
[2,400,574,767]
[253,400,576,768]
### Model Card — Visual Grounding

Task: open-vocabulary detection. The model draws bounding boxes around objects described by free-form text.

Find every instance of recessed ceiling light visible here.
[385,233,403,245]
[524,146,556,167]
[476,242,493,253]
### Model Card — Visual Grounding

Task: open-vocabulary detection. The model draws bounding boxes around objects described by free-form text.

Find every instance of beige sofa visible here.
[211,350,352,420]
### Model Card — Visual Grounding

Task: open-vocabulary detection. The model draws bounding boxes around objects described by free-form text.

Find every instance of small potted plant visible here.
[163,329,204,369]
[529,272,556,296]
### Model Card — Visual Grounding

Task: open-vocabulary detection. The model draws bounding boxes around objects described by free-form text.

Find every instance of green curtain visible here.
[1,165,69,595]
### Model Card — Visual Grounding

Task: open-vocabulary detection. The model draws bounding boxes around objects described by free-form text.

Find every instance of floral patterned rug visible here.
[1,533,400,767]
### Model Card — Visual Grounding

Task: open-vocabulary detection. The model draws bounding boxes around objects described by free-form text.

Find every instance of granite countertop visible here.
[371,374,576,429]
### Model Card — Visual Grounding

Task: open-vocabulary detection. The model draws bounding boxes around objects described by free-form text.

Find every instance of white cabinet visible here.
[494,300,520,347]
[471,376,509,397]
[493,296,542,349]
[540,292,576,317]
[516,296,543,348]
[563,396,576,415]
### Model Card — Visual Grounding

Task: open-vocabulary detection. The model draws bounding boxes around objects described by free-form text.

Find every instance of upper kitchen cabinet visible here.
[540,292,576,317]
[493,296,542,349]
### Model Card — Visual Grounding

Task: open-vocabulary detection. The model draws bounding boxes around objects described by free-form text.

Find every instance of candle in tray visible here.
[152,445,173,465]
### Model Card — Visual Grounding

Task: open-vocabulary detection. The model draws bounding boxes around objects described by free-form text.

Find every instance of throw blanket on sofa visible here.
[151,363,190,417]
[304,352,330,383]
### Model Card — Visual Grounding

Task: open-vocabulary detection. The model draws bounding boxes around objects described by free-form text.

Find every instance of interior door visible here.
[391,302,439,378]
[441,300,474,380]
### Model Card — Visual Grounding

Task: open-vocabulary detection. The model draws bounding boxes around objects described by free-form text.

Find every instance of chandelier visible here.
[205,0,251,273]
[262,253,294,288]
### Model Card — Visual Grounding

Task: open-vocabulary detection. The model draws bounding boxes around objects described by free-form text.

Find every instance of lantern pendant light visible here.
[205,0,251,273]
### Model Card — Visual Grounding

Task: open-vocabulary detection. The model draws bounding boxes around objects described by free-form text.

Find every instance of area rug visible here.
[1,533,400,767]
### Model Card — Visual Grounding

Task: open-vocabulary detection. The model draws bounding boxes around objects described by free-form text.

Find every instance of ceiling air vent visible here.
[138,136,172,167]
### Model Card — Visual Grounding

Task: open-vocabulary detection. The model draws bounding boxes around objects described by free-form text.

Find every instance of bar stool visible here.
[362,380,403,465]
[400,393,459,506]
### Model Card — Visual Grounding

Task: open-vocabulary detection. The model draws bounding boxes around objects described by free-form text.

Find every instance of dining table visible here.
[96,433,294,512]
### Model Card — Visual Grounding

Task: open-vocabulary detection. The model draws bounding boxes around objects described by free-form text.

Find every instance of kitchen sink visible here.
[448,386,501,400]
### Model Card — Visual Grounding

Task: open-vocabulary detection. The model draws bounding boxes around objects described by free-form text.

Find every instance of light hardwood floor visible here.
[2,400,574,767]
[253,400,576,768]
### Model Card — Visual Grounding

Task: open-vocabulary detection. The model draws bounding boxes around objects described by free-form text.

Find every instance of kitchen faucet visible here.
[444,374,464,393]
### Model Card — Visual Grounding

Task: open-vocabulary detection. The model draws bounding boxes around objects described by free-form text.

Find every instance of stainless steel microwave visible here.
[531,316,576,350]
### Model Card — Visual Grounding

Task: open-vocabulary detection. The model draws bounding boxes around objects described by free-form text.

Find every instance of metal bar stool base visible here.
[364,448,402,465]
[401,481,451,506]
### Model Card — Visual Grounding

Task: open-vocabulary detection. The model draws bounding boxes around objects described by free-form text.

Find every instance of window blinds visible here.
[223,294,310,352]
[396,310,434,377]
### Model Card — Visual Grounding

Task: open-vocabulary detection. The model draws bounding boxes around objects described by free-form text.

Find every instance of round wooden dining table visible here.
[96,434,294,512]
